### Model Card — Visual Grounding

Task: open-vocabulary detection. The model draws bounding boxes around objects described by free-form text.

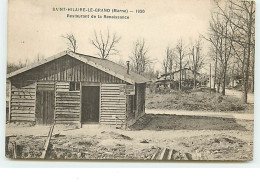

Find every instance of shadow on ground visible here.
[130,114,247,131]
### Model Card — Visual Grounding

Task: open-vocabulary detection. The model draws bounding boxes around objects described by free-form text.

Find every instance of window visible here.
[69,82,80,91]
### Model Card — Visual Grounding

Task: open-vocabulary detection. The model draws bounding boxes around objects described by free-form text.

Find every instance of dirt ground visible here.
[6,114,254,161]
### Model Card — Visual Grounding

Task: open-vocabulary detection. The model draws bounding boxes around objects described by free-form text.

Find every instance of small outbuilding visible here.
[7,51,148,126]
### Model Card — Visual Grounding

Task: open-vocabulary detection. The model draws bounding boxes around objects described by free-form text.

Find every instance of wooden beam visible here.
[158,148,169,160]
[151,148,160,160]
[8,81,12,122]
[12,142,17,159]
[99,83,101,124]
[54,81,57,123]
[40,121,56,159]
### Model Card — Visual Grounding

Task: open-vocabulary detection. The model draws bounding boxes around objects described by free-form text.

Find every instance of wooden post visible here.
[80,82,82,128]
[167,149,173,160]
[5,136,10,157]
[12,142,17,159]
[54,81,56,124]
[124,84,127,128]
[34,81,37,124]
[8,81,12,122]
[99,83,101,124]
[151,148,160,160]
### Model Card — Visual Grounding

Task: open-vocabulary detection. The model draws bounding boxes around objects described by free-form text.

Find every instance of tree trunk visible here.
[213,40,218,90]
[193,72,196,89]
[217,77,221,93]
[214,57,217,90]
[250,49,255,93]
[251,61,254,93]
[222,72,226,95]
[222,62,227,96]
[179,58,182,91]
[243,3,253,103]
[222,21,229,96]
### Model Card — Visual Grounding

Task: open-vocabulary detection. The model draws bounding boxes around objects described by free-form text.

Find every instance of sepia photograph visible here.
[5,0,255,161]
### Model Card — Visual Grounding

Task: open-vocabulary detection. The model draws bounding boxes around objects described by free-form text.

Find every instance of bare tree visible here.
[214,0,255,102]
[129,39,152,75]
[166,46,175,74]
[250,40,255,93]
[162,58,169,74]
[189,38,205,89]
[207,16,220,91]
[62,33,78,53]
[90,29,121,59]
[162,46,174,75]
[207,39,219,90]
[174,39,187,90]
[204,3,234,96]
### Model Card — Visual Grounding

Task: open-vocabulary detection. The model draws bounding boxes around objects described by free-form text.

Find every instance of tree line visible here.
[204,0,255,103]
[159,0,254,103]
[162,38,205,90]
[7,28,157,80]
[63,29,155,78]
[7,0,255,104]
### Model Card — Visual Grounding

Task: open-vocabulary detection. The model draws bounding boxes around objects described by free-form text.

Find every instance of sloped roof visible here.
[7,51,148,84]
[160,68,200,77]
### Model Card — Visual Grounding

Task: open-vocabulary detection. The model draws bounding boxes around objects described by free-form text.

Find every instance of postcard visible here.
[6,0,255,161]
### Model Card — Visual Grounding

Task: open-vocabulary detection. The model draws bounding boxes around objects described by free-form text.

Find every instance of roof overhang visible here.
[7,51,148,84]
[6,51,68,79]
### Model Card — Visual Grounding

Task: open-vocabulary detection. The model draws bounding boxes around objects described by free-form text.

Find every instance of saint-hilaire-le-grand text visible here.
[52,7,145,14]
[53,7,145,19]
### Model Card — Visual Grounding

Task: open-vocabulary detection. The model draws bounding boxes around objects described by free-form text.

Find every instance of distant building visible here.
[156,68,201,89]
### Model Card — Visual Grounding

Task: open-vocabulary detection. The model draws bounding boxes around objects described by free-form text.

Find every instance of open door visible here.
[81,86,100,123]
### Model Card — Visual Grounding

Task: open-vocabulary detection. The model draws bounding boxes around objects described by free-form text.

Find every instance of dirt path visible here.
[146,109,254,120]
[6,115,254,161]
[225,89,254,104]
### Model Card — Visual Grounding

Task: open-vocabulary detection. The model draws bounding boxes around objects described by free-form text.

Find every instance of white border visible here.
[0,0,260,168]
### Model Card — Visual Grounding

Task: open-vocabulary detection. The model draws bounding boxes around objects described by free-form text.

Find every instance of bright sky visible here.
[7,0,215,72]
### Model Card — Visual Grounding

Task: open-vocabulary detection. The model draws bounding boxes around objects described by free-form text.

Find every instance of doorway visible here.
[81,86,100,123]
[36,89,55,125]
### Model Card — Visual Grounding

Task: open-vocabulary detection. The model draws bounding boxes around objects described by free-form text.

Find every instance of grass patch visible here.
[146,89,253,112]
[130,114,247,131]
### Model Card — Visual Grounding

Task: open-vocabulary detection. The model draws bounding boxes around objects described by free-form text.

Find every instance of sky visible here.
[7,0,215,73]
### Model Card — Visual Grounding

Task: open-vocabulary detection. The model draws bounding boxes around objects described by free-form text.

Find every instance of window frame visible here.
[69,82,80,91]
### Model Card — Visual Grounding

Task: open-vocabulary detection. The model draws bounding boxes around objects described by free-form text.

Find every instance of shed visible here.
[7,51,148,126]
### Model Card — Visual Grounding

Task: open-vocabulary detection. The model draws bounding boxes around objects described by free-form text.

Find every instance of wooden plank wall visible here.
[100,84,126,125]
[55,82,80,124]
[11,56,125,84]
[126,95,135,121]
[135,83,146,120]
[37,81,55,90]
[10,82,36,122]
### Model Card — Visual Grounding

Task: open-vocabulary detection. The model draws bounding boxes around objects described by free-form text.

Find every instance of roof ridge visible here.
[7,50,149,83]
[74,52,141,76]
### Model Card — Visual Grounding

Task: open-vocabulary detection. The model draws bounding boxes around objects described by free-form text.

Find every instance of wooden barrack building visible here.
[7,51,148,126]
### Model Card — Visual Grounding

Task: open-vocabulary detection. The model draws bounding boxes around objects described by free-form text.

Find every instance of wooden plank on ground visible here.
[40,121,56,159]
